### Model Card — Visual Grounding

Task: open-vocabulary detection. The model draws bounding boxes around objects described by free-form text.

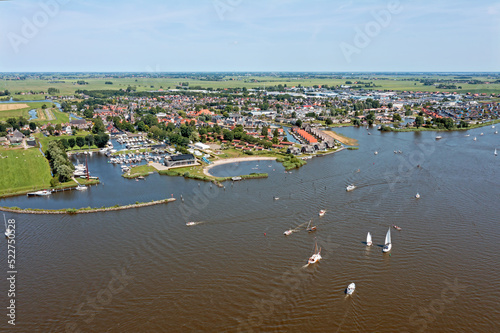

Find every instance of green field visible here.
[35,132,98,151]
[0,147,52,196]
[0,102,67,123]
[2,74,500,95]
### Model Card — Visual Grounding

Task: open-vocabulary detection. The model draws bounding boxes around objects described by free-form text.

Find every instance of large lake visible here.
[1,126,499,332]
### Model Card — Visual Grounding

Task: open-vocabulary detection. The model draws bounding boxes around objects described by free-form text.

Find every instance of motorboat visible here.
[374,151,378,155]
[393,225,402,231]
[75,185,87,191]
[346,283,356,295]
[27,189,52,197]
[346,184,356,192]
[382,228,392,253]
[308,242,322,264]
[435,136,442,140]
[319,210,326,217]
[416,193,420,199]
[283,229,293,236]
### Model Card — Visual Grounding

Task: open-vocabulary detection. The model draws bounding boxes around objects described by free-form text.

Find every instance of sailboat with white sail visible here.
[306,219,317,232]
[366,232,372,246]
[308,242,322,264]
[346,283,356,295]
[382,228,392,253]
[495,149,498,156]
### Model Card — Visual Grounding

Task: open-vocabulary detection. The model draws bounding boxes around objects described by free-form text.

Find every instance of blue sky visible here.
[1,0,499,72]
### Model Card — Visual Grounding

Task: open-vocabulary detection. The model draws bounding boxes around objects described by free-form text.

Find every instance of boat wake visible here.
[186,221,203,226]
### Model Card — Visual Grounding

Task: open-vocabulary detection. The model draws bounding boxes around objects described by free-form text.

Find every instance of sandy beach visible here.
[203,156,277,176]
[323,130,358,146]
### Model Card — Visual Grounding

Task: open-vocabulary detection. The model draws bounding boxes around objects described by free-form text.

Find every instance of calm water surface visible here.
[1,126,499,332]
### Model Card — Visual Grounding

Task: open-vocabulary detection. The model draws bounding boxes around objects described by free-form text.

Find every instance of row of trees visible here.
[46,141,74,183]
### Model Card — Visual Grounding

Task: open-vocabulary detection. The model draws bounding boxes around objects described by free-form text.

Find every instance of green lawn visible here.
[35,132,99,151]
[0,147,52,197]
[123,164,156,178]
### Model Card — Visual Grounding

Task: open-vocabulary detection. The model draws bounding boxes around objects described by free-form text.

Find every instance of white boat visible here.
[374,151,378,155]
[473,137,477,141]
[465,134,470,137]
[308,242,322,264]
[283,229,293,236]
[495,149,498,156]
[273,196,279,200]
[495,131,498,134]
[319,210,326,217]
[75,185,87,191]
[27,189,52,196]
[435,136,442,140]
[232,176,242,181]
[186,222,198,226]
[493,125,496,129]
[346,283,356,295]
[415,193,420,199]
[4,214,13,238]
[346,184,356,192]
[366,232,372,246]
[480,133,484,136]
[382,228,392,253]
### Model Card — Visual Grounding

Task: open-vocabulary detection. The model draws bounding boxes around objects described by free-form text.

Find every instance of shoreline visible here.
[203,156,277,177]
[0,198,176,215]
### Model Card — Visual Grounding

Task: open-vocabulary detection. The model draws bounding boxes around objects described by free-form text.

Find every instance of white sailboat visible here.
[495,149,497,156]
[382,228,392,253]
[308,242,322,264]
[4,214,13,238]
[318,210,326,217]
[416,193,420,199]
[473,137,477,141]
[346,283,356,295]
[366,232,372,246]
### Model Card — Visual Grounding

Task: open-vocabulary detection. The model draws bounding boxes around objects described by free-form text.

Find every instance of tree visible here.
[273,128,279,138]
[92,118,106,134]
[75,136,84,148]
[392,114,402,122]
[47,125,55,135]
[29,122,37,131]
[415,116,424,128]
[137,121,148,132]
[93,133,109,148]
[295,119,302,128]
[55,124,63,132]
[68,137,76,148]
[291,111,297,118]
[85,134,94,147]
[83,108,94,119]
[59,138,69,149]
[325,118,333,125]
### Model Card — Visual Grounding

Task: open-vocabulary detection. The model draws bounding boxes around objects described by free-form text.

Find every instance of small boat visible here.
[308,242,322,264]
[186,222,198,226]
[283,229,293,236]
[367,132,371,135]
[137,176,145,180]
[346,283,356,295]
[75,185,87,191]
[27,189,52,197]
[393,225,402,231]
[495,131,498,134]
[306,220,317,232]
[495,149,498,156]
[473,137,477,141]
[232,176,242,181]
[273,196,279,200]
[394,150,397,154]
[346,184,356,192]
[319,210,326,217]
[415,193,420,199]
[480,133,484,136]
[4,214,13,238]
[493,125,496,129]
[374,151,378,155]
[465,134,470,137]
[382,228,392,253]
[366,232,372,246]
[435,136,442,140]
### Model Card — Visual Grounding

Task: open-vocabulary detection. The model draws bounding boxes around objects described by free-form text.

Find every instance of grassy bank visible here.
[323,130,359,146]
[123,165,156,179]
[0,198,176,214]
